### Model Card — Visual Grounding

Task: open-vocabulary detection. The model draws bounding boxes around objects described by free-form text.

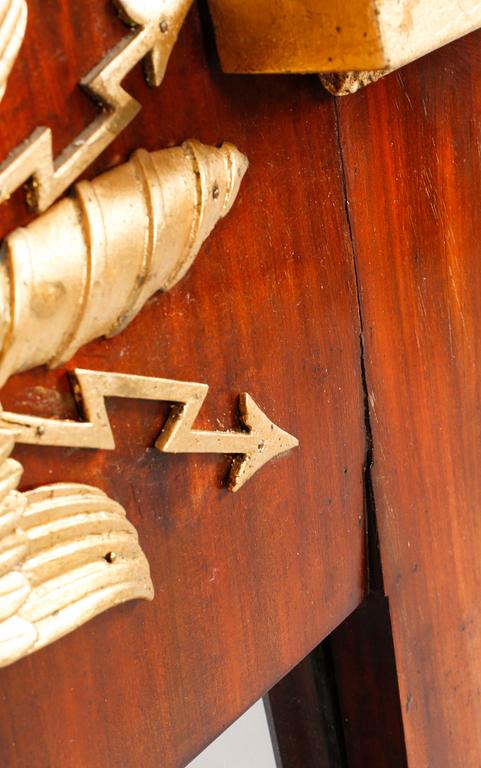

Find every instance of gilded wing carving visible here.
[0,430,153,668]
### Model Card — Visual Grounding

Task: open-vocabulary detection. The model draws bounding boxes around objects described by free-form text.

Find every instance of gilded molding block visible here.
[208,0,481,77]
[0,429,153,668]
[0,0,27,102]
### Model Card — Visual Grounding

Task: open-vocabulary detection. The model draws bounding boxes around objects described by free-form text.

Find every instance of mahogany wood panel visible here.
[337,32,481,767]
[0,2,366,766]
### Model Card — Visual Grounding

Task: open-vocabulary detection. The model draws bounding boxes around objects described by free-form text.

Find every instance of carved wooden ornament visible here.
[0,4,298,668]
[0,138,257,666]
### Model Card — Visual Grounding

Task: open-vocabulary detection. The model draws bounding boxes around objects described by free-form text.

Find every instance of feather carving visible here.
[0,430,153,668]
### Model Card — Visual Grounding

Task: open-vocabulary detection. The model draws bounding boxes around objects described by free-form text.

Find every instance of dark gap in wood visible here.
[196,0,223,73]
[269,596,408,767]
[332,97,383,593]
[268,647,348,768]
[327,595,409,767]
[264,694,287,768]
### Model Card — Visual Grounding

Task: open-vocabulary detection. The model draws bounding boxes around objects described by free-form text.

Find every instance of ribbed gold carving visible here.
[0,0,27,102]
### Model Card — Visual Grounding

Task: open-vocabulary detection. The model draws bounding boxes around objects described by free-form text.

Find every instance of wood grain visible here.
[0,2,366,766]
[337,33,481,767]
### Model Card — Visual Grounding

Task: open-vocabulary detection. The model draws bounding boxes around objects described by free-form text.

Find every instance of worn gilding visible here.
[208,0,384,73]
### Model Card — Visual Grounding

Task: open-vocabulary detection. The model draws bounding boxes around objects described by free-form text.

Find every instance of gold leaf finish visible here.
[208,0,481,77]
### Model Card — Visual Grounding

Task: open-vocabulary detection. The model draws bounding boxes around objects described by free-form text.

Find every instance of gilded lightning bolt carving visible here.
[0,369,299,491]
[0,0,193,212]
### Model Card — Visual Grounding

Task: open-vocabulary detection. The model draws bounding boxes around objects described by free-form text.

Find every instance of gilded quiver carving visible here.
[0,140,248,386]
[0,0,26,102]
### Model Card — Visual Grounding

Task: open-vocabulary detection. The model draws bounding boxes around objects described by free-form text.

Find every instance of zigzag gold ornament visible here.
[0,429,153,668]
[0,0,193,212]
[0,369,299,492]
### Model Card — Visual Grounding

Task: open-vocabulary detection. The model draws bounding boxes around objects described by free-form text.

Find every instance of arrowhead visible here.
[115,0,193,86]
[228,394,299,492]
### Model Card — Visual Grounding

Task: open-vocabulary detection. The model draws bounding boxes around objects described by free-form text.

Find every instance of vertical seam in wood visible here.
[332,99,384,595]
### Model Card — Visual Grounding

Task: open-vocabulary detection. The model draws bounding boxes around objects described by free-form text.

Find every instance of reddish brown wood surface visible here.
[0,2,366,766]
[338,33,481,767]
